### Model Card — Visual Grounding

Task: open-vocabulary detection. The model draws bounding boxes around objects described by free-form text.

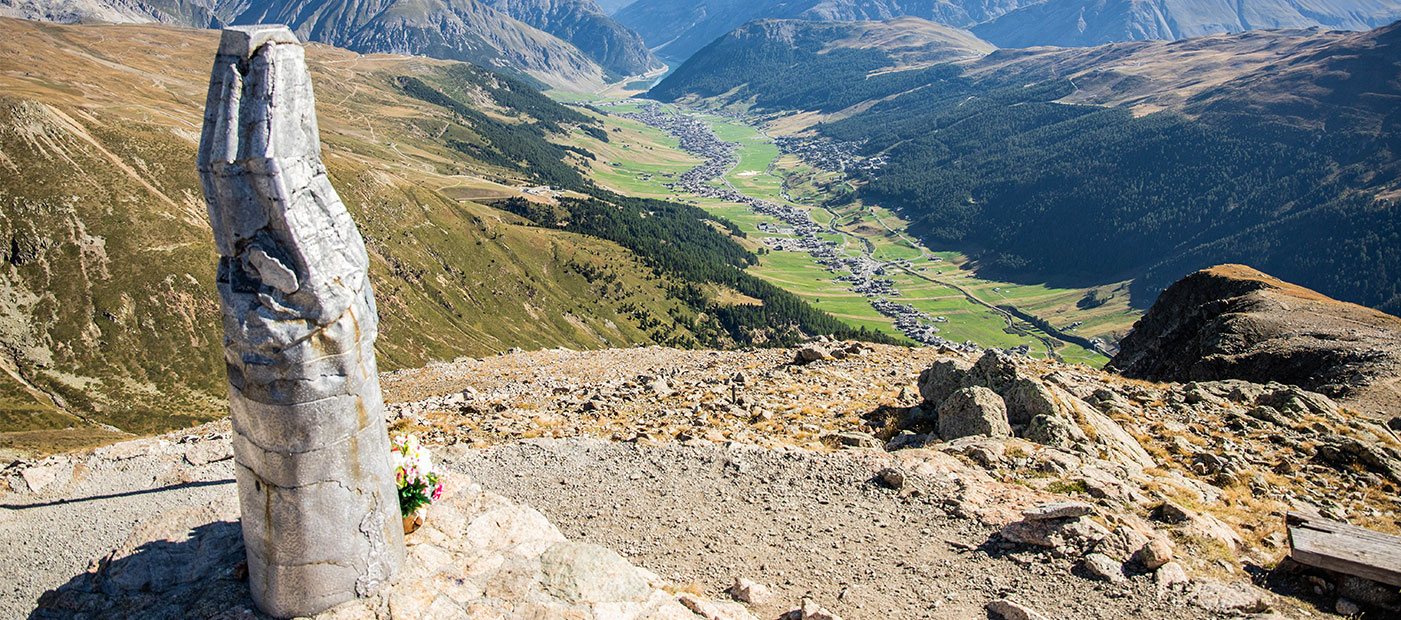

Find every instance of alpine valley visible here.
[6,5,1401,620]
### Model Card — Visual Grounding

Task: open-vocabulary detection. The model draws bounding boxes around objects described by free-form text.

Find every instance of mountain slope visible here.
[615,0,1034,61]
[972,0,1401,48]
[614,0,1400,62]
[0,0,612,91]
[481,0,662,76]
[649,17,992,109]
[0,18,720,444]
[648,19,1401,317]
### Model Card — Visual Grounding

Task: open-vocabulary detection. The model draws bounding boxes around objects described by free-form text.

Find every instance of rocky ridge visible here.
[1111,265,1401,419]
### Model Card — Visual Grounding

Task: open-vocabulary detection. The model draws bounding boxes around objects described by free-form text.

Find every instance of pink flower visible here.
[431,483,443,501]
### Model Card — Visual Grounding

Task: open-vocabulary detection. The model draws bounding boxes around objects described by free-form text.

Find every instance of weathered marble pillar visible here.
[196,25,404,618]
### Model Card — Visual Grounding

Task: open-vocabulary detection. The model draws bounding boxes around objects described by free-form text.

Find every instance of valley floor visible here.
[566,99,1137,364]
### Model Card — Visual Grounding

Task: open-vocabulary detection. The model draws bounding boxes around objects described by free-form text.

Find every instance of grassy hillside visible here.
[648,19,1401,314]
[0,18,719,448]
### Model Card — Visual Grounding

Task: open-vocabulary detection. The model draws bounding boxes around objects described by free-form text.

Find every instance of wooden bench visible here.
[1288,511,1401,587]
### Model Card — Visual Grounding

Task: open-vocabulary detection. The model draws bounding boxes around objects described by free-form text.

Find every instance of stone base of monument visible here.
[30,455,754,620]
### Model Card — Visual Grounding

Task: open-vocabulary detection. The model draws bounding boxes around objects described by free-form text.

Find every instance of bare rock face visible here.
[196,25,403,618]
[1109,264,1401,417]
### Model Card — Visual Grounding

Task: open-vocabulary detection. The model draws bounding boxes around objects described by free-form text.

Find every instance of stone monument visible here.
[196,25,404,618]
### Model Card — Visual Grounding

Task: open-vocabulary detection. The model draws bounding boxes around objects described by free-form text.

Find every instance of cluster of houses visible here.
[772,136,887,173]
[620,103,978,352]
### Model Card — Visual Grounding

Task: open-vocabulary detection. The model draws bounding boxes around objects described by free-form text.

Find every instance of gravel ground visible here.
[452,437,1226,620]
[0,436,236,619]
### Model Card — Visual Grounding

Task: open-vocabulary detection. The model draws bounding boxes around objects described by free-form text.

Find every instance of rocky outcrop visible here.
[1109,265,1401,418]
[915,350,1155,471]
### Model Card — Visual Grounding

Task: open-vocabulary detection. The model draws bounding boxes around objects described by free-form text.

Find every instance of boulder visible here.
[1024,414,1078,449]
[728,578,771,605]
[1004,378,1059,426]
[1083,553,1126,583]
[1135,537,1175,570]
[1190,581,1271,614]
[937,386,1011,440]
[1000,516,1109,551]
[917,358,973,405]
[1093,526,1150,563]
[793,346,829,364]
[538,542,652,604]
[1155,561,1190,590]
[965,350,1022,394]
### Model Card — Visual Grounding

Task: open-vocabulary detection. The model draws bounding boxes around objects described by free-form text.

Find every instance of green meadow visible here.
[578,101,1135,365]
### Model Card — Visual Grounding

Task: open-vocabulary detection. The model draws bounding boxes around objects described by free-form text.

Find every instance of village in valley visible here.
[619,103,982,351]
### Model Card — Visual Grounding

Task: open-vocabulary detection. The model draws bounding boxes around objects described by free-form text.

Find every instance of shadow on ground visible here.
[29,516,265,620]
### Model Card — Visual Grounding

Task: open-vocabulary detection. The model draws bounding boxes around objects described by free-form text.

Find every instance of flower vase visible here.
[402,512,424,535]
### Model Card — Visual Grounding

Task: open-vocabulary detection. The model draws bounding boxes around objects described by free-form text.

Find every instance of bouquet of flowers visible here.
[390,434,443,518]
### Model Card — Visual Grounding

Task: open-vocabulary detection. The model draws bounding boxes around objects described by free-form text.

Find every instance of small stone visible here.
[728,578,771,605]
[788,598,841,620]
[1021,501,1094,521]
[184,441,233,466]
[1094,526,1149,563]
[1135,538,1174,570]
[830,431,880,450]
[649,379,674,396]
[1190,581,1270,614]
[1082,553,1126,583]
[1155,561,1189,590]
[877,468,905,489]
[1335,598,1361,616]
[679,592,757,620]
[986,598,1051,620]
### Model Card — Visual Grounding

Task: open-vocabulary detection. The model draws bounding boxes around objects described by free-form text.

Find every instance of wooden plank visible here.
[1287,512,1401,587]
